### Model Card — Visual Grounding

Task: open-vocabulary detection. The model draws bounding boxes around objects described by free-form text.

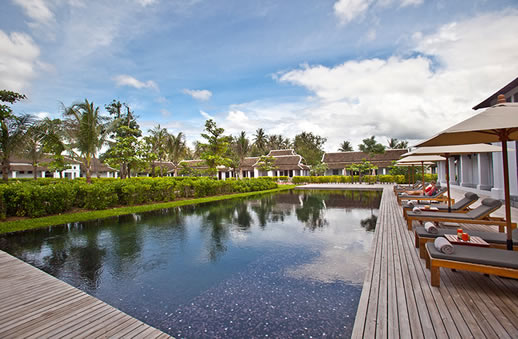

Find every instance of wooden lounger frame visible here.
[425,245,518,287]
[414,232,518,258]
[402,201,473,219]
[397,190,451,206]
[406,210,515,231]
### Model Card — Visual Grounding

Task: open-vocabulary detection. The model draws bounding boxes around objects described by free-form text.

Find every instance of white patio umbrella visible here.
[403,144,503,213]
[416,96,518,250]
[397,155,446,194]
[394,161,437,187]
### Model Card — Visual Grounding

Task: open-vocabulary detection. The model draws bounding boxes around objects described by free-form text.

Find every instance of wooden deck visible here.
[352,186,518,339]
[0,250,172,338]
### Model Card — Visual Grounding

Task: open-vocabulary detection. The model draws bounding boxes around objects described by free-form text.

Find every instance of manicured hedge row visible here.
[292,174,438,185]
[0,177,278,218]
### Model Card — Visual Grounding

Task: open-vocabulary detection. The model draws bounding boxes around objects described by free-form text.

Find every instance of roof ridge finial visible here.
[497,94,506,104]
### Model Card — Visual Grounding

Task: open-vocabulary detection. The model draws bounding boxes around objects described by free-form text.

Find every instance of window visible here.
[19,171,25,174]
[28,171,33,174]
[332,169,339,175]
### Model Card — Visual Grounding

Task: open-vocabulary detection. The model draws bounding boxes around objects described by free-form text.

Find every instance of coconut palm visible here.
[387,138,408,149]
[232,131,251,178]
[22,122,47,179]
[254,128,268,154]
[146,124,169,177]
[63,99,110,183]
[338,140,353,152]
[0,90,30,182]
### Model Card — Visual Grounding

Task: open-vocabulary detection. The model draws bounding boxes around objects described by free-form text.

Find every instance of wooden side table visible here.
[444,234,490,247]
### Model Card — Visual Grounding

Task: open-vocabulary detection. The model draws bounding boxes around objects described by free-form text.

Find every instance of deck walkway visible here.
[352,186,518,339]
[0,250,172,338]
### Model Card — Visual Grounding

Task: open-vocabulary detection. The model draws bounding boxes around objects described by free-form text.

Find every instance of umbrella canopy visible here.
[397,155,446,162]
[416,97,517,250]
[402,144,504,156]
[394,162,436,166]
[418,102,518,146]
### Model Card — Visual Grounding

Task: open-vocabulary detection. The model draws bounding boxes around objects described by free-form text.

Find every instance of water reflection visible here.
[0,189,381,337]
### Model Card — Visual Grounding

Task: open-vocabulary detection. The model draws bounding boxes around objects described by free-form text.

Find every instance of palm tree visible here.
[0,114,32,182]
[167,132,187,176]
[63,99,110,183]
[146,124,169,177]
[387,138,409,149]
[233,131,251,178]
[254,128,267,154]
[338,140,353,152]
[22,122,47,179]
[0,90,30,182]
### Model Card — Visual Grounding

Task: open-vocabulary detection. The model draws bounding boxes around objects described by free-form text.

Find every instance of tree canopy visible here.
[358,136,385,155]
[293,131,326,166]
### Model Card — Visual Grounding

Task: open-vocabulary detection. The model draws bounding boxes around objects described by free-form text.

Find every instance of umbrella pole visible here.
[501,138,513,250]
[445,154,451,213]
[422,161,425,195]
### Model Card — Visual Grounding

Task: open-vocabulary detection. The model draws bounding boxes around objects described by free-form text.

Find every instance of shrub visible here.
[0,176,278,218]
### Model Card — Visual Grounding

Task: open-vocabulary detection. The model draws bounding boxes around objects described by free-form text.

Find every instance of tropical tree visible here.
[293,131,327,166]
[256,155,277,174]
[39,118,68,178]
[267,134,291,150]
[229,131,251,178]
[167,132,187,166]
[253,128,268,155]
[0,90,31,182]
[387,138,408,149]
[310,162,328,176]
[145,124,169,177]
[199,119,231,175]
[104,101,142,178]
[357,159,378,183]
[358,136,385,156]
[63,99,111,183]
[338,140,353,152]
[22,122,47,179]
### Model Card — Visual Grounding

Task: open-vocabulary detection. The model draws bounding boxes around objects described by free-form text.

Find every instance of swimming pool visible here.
[0,189,381,338]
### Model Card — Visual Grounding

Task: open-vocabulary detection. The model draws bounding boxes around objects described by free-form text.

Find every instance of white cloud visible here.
[183,89,212,101]
[333,0,424,24]
[400,0,423,7]
[12,0,54,25]
[160,109,171,117]
[217,11,518,152]
[35,111,50,119]
[137,0,158,6]
[113,75,159,90]
[366,28,376,41]
[200,110,214,120]
[0,30,41,92]
[334,0,373,24]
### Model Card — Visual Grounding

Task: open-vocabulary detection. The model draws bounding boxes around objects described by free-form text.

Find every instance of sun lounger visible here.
[397,186,451,205]
[405,198,514,231]
[415,226,518,258]
[402,192,478,218]
[394,181,423,194]
[424,242,518,287]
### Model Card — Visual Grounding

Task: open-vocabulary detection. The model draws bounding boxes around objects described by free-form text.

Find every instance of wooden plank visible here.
[0,251,171,339]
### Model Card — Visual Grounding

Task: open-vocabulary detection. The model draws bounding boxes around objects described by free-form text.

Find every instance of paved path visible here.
[0,250,172,338]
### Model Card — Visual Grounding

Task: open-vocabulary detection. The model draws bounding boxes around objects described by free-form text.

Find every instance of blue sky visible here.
[2,0,518,151]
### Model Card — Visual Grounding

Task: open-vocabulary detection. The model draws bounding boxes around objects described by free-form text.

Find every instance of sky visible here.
[1,0,518,152]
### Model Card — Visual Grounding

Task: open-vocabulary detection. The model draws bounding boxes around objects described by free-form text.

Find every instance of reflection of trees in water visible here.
[296,193,328,231]
[360,215,378,232]
[251,195,291,228]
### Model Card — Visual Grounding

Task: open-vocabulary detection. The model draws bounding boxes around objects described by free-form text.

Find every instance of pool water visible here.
[0,189,381,338]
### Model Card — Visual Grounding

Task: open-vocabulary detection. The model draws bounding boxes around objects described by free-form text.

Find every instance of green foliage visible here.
[293,131,326,166]
[256,155,277,172]
[310,162,328,176]
[291,173,436,185]
[358,136,385,155]
[387,138,408,149]
[200,119,232,171]
[338,140,353,152]
[0,185,295,235]
[0,177,278,218]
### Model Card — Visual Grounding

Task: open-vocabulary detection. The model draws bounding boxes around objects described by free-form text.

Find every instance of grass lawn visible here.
[0,185,296,235]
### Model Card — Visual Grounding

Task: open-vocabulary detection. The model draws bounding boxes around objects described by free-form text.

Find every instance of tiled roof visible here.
[323,149,406,169]
[81,158,116,172]
[267,149,296,156]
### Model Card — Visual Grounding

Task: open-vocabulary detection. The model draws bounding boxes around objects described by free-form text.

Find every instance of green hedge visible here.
[0,177,277,218]
[292,174,437,185]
